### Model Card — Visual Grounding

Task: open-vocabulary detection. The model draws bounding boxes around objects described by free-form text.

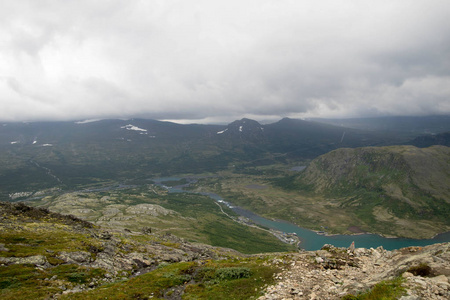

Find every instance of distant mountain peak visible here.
[228,118,262,129]
[214,118,265,142]
[215,118,263,135]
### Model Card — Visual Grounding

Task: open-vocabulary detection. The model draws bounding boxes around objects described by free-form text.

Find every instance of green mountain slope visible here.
[300,145,449,201]
[297,145,450,237]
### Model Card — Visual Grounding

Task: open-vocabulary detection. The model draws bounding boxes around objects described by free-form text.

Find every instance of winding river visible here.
[153,177,450,251]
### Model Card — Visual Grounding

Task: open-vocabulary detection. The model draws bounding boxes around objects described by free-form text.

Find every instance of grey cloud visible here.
[0,0,449,123]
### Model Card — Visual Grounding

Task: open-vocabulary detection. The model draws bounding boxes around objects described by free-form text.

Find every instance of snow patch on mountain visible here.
[10,141,19,144]
[217,129,228,134]
[239,126,243,132]
[121,124,147,132]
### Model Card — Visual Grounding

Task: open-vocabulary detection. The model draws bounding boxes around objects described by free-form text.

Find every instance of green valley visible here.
[27,186,294,254]
[190,145,450,239]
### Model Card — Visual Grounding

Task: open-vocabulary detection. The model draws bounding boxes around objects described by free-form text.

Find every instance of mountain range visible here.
[1,116,449,201]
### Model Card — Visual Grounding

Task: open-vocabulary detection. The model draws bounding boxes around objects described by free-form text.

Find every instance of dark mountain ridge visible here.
[308,115,450,136]
[407,131,450,148]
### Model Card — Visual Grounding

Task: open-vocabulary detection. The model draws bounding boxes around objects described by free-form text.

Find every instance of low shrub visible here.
[215,267,252,280]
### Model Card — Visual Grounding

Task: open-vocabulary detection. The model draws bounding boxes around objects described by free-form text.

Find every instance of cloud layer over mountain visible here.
[1,0,449,123]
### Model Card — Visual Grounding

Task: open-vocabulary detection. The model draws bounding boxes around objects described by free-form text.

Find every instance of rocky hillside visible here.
[1,202,449,299]
[0,201,262,299]
[301,145,449,200]
[295,145,450,238]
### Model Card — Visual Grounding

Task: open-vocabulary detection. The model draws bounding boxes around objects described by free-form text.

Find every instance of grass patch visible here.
[60,258,281,300]
[50,264,105,284]
[160,178,188,186]
[342,277,405,300]
[0,264,104,300]
[0,225,102,258]
[214,267,252,280]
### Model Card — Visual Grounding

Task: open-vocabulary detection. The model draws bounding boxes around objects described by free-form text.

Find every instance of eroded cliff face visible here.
[259,242,450,300]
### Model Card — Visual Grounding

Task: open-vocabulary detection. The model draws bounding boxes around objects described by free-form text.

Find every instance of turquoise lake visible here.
[153,177,450,251]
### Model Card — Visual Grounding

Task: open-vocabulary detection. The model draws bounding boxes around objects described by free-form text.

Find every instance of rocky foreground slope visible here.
[260,243,450,299]
[1,201,449,299]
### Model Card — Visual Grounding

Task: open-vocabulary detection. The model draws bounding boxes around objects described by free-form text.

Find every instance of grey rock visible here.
[57,251,91,264]
[348,241,355,253]
[402,272,414,278]
[430,275,448,284]
[0,255,47,266]
[0,243,9,252]
[100,231,112,240]
[315,257,324,264]
[399,296,420,300]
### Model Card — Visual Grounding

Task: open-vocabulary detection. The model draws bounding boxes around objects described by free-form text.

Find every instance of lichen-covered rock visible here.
[57,251,92,264]
[0,255,48,267]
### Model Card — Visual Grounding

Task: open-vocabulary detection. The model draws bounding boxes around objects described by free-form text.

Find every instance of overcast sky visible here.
[1,0,449,123]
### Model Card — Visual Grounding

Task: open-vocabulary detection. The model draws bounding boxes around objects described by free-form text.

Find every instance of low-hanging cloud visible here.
[1,0,449,123]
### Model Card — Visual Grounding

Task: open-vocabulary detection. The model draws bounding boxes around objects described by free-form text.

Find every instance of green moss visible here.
[49,264,105,284]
